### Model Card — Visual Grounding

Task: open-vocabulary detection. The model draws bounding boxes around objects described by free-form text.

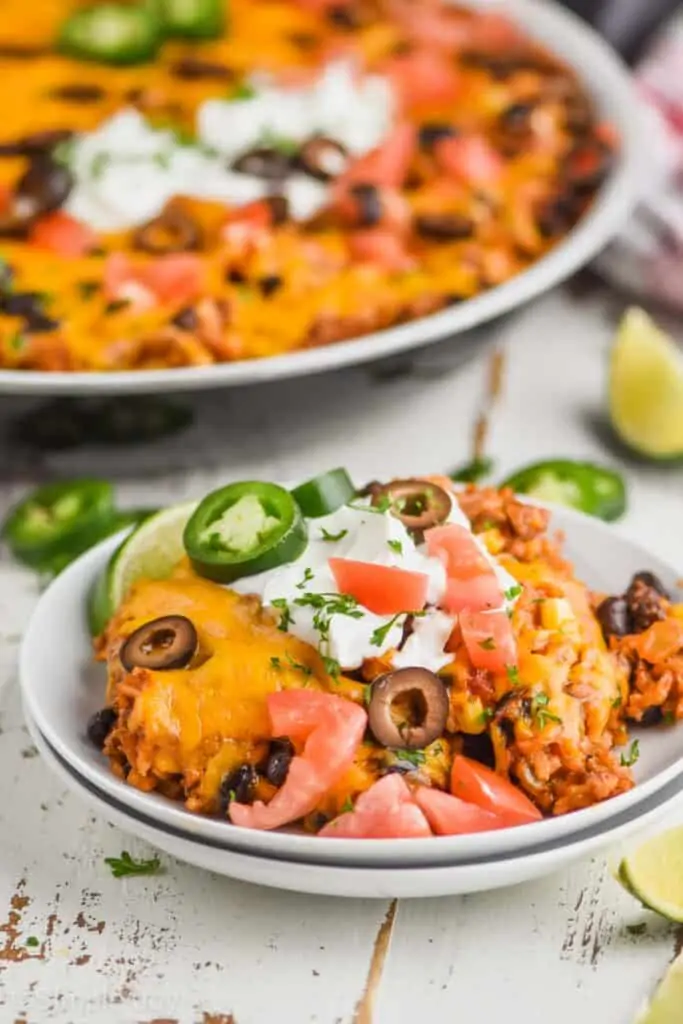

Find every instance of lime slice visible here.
[609,307,683,460]
[87,501,196,637]
[635,958,683,1024]
[618,825,683,922]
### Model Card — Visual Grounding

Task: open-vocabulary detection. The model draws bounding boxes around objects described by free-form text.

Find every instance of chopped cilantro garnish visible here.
[531,692,562,729]
[286,653,312,677]
[340,796,354,814]
[393,748,426,768]
[320,527,348,542]
[90,151,111,180]
[449,456,494,484]
[620,739,640,768]
[322,654,340,680]
[479,637,496,651]
[611,694,622,709]
[504,584,522,601]
[9,330,25,352]
[231,81,257,101]
[363,683,373,706]
[25,936,39,948]
[296,567,314,590]
[270,656,282,670]
[104,851,163,878]
[505,664,519,684]
[387,539,403,555]
[479,708,494,726]
[271,598,293,632]
[664,711,676,725]
[370,613,403,648]
[77,280,99,300]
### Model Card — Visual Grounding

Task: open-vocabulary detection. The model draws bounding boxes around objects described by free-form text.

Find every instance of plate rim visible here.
[0,0,644,396]
[19,500,683,868]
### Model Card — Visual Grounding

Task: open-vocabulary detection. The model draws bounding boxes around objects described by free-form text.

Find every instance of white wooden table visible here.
[1,287,682,1024]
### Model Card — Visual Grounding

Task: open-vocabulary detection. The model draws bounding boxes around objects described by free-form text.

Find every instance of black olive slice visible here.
[259,274,283,297]
[372,478,452,533]
[232,147,293,180]
[368,667,449,749]
[415,213,474,242]
[120,615,198,672]
[297,136,349,182]
[134,208,202,254]
[0,156,74,235]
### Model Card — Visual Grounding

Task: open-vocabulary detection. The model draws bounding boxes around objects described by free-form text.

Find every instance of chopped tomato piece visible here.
[459,609,517,672]
[343,123,416,189]
[230,691,367,831]
[388,2,472,51]
[435,135,504,188]
[347,229,415,272]
[104,252,203,309]
[442,574,506,615]
[450,755,542,826]
[468,11,522,49]
[221,199,277,253]
[320,775,432,838]
[29,212,97,257]
[329,558,428,615]
[384,50,461,111]
[414,786,507,835]
[426,524,490,580]
[142,254,204,306]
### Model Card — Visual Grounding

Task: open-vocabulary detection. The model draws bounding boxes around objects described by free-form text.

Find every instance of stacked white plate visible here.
[20,505,683,899]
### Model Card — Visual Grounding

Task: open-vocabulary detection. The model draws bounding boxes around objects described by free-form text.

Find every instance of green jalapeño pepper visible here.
[291,468,355,519]
[58,4,162,65]
[183,482,307,583]
[151,0,226,40]
[2,479,116,569]
[502,459,627,522]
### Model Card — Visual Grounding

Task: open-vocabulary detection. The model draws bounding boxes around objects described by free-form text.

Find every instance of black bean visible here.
[418,121,458,152]
[218,764,258,816]
[499,101,535,132]
[226,267,246,284]
[350,183,382,227]
[460,731,496,768]
[638,706,664,728]
[264,738,294,788]
[172,306,199,331]
[415,213,474,242]
[626,578,667,634]
[1,291,43,317]
[259,274,283,297]
[51,83,106,104]
[24,312,60,334]
[596,596,631,641]
[86,707,117,750]
[630,571,670,601]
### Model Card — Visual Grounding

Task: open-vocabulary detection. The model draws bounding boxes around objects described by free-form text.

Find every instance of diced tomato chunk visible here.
[426,524,490,580]
[347,229,415,272]
[29,212,97,257]
[450,755,542,825]
[435,135,504,188]
[343,123,417,189]
[414,787,507,835]
[142,254,204,306]
[320,775,432,838]
[384,50,461,111]
[231,691,367,831]
[329,558,428,615]
[459,608,517,672]
[442,574,506,615]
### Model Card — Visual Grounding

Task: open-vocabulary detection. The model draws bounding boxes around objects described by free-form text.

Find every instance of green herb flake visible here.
[478,708,494,726]
[340,796,354,814]
[231,81,257,101]
[611,695,623,709]
[505,664,520,684]
[387,539,403,555]
[25,936,40,948]
[504,584,522,601]
[8,330,25,352]
[104,851,163,879]
[363,683,373,706]
[620,739,640,768]
[296,567,315,590]
[393,748,426,768]
[77,280,100,300]
[286,653,312,677]
[260,129,298,155]
[271,598,293,632]
[270,656,282,670]
[370,613,403,648]
[90,151,111,180]
[322,654,340,681]
[153,150,172,171]
[479,637,496,651]
[664,711,676,726]
[105,298,131,315]
[532,692,562,729]
[320,527,348,542]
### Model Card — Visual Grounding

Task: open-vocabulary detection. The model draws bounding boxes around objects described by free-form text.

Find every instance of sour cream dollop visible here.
[230,494,519,673]
[64,61,395,232]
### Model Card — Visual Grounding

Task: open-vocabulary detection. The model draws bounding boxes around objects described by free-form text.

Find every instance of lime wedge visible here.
[87,501,196,637]
[618,826,683,922]
[609,307,683,459]
[635,957,683,1024]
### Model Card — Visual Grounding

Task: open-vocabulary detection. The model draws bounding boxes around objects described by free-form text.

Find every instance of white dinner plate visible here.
[26,709,683,898]
[20,499,683,869]
[0,0,643,397]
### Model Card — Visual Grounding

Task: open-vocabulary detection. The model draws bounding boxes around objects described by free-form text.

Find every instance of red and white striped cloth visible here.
[596,15,683,309]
